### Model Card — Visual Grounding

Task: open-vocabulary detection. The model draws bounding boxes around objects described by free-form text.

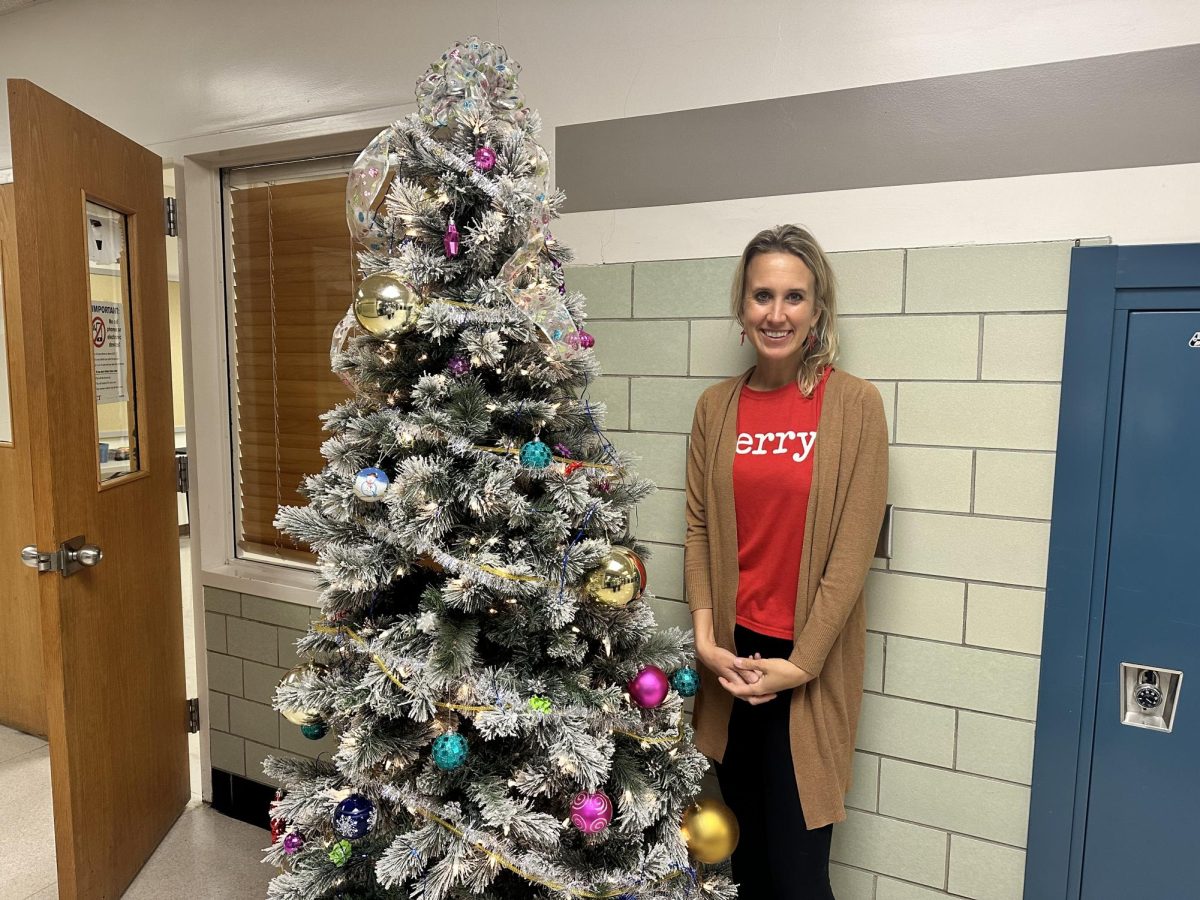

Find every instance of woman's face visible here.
[740,252,820,370]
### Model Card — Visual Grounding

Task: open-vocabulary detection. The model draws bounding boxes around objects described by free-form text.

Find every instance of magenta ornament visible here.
[443,221,461,258]
[447,355,471,376]
[577,330,595,349]
[283,831,305,855]
[474,146,497,171]
[628,665,670,709]
[570,790,613,833]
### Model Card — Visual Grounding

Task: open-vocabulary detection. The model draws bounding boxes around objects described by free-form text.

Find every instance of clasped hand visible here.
[697,642,815,705]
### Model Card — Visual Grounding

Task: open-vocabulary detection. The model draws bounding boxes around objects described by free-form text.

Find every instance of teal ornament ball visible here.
[300,721,328,740]
[432,732,469,770]
[671,666,700,698]
[519,438,552,469]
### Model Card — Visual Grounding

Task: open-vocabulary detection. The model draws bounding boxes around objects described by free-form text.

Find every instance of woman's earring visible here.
[740,330,746,346]
[805,332,817,351]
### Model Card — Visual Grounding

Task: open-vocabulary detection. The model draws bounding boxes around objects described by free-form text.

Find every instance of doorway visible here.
[0,80,193,900]
[0,165,197,897]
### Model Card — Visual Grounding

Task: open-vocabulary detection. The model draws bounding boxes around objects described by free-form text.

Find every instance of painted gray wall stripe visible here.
[556,44,1200,213]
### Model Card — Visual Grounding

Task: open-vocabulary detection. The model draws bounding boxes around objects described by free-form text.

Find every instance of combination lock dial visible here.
[1135,671,1163,711]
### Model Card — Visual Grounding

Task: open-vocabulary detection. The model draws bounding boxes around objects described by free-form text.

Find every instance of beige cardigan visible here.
[684,367,889,829]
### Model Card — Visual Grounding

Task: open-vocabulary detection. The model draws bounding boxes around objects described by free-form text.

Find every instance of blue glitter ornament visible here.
[432,732,469,770]
[519,438,552,469]
[332,793,377,840]
[670,666,700,698]
[300,721,328,740]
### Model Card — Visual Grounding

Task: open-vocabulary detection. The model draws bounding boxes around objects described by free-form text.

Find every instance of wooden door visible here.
[7,80,189,900]
[0,183,47,737]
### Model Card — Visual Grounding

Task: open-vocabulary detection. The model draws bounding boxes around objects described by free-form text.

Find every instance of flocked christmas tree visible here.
[264,38,738,900]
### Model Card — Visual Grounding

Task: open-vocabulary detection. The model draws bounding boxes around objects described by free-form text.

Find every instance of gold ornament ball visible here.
[584,546,645,608]
[354,272,424,336]
[279,664,322,727]
[681,798,739,865]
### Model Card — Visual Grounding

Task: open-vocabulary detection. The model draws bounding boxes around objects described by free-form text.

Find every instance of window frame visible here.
[170,116,402,608]
[221,155,357,572]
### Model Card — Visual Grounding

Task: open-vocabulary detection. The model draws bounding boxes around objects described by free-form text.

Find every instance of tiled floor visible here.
[0,729,56,897]
[0,539,273,899]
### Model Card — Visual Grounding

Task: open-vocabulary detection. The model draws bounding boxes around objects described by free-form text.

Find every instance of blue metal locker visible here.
[1027,247,1200,899]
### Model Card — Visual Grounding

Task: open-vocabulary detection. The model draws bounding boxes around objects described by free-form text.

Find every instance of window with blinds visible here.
[226,158,356,565]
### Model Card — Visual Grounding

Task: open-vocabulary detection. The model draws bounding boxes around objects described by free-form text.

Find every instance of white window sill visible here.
[200,560,322,608]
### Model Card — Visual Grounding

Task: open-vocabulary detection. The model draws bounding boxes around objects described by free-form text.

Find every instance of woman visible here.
[684,225,889,899]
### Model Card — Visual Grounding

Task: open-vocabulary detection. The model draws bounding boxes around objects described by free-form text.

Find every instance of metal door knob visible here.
[71,545,103,567]
[19,537,103,576]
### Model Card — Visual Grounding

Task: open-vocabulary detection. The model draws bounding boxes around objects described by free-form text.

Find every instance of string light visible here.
[405,804,687,898]
[311,624,685,742]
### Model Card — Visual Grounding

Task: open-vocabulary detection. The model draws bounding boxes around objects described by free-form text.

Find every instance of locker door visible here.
[1079,308,1200,898]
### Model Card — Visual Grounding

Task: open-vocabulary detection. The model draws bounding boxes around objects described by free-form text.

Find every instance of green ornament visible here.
[329,839,353,867]
[432,732,469,770]
[670,666,701,698]
[528,695,552,714]
[300,721,328,740]
[519,438,552,468]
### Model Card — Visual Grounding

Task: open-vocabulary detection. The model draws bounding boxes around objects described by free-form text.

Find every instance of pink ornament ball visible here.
[628,665,670,709]
[570,790,613,833]
[283,830,305,855]
[474,146,497,171]
[577,330,595,349]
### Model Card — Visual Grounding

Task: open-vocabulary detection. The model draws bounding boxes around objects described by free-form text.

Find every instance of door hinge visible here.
[164,196,178,237]
[187,697,200,733]
[175,452,189,494]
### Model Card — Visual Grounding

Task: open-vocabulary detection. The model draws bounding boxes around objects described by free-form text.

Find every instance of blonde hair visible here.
[730,224,839,397]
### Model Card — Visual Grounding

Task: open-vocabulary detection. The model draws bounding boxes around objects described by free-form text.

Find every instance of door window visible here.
[0,250,10,445]
[84,201,140,482]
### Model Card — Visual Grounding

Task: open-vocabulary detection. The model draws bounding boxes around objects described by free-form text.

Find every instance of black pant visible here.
[714,625,835,900]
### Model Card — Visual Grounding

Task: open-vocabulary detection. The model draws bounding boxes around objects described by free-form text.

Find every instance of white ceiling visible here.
[0,0,47,16]
[1,0,1199,174]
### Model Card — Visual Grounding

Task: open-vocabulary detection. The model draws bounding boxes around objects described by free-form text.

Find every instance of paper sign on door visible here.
[91,301,128,403]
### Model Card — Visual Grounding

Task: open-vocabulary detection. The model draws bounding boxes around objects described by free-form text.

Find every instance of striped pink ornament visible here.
[570,790,613,833]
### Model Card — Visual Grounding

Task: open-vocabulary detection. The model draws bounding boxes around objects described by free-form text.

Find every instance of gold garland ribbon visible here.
[311,624,684,741]
[477,563,544,583]
[409,805,686,899]
[612,716,685,746]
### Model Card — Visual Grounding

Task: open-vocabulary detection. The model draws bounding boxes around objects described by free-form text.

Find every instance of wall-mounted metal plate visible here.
[1120,662,1184,733]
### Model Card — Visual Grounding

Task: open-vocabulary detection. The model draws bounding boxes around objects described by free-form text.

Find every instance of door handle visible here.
[20,535,104,577]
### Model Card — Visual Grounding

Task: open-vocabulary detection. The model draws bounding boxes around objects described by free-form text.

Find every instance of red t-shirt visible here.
[733,367,831,639]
